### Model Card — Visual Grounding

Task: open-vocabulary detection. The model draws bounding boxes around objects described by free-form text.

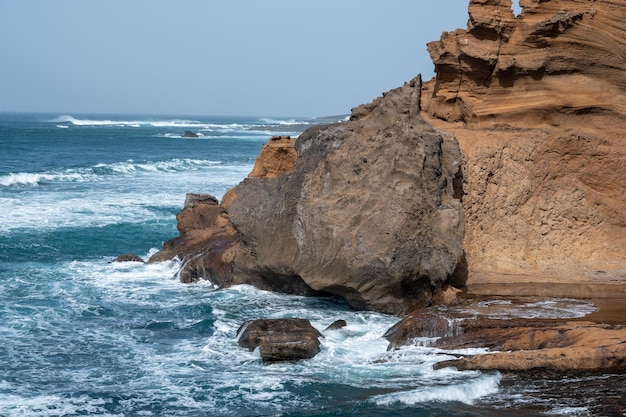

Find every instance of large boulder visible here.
[236,318,322,363]
[227,76,465,314]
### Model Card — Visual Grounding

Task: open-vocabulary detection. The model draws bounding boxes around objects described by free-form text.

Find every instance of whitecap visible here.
[259,117,307,126]
[372,372,502,406]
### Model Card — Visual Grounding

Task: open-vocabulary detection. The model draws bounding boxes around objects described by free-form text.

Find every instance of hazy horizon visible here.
[1,1,475,118]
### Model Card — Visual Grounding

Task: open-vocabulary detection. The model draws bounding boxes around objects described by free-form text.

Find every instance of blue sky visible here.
[0,1,473,117]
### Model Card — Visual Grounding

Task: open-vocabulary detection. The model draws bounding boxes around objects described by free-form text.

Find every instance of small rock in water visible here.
[110,253,145,263]
[182,130,199,138]
[236,318,322,363]
[324,319,347,331]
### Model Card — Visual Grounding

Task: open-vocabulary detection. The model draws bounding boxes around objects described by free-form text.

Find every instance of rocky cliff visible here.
[151,0,626,315]
[421,0,626,288]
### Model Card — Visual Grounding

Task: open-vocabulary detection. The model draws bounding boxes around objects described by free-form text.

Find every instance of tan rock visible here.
[420,0,626,287]
[248,135,297,178]
[434,322,626,373]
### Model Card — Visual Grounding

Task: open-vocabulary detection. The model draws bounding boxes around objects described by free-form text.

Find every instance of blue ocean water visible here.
[0,113,622,416]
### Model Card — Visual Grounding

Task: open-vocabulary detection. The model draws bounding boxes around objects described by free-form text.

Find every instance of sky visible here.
[0,1,473,118]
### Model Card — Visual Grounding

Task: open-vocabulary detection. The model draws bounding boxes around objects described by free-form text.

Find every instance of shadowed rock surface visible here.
[227,76,464,314]
[148,193,238,285]
[236,318,322,363]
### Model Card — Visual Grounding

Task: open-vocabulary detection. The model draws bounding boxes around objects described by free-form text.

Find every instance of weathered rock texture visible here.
[424,0,626,125]
[248,135,297,179]
[422,0,626,286]
[433,321,626,373]
[227,77,464,314]
[150,78,465,315]
[236,318,322,363]
[148,193,238,285]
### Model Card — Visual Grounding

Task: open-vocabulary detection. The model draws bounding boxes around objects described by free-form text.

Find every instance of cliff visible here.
[151,0,626,315]
[422,0,626,289]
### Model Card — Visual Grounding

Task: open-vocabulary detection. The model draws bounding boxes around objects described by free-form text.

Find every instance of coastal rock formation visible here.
[433,321,626,373]
[421,0,626,286]
[110,253,144,263]
[227,77,464,314]
[236,318,322,362]
[248,135,297,178]
[183,130,199,138]
[151,78,465,314]
[423,0,626,125]
[148,193,238,285]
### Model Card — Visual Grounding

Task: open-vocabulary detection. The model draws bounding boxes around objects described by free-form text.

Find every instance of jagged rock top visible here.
[424,0,626,125]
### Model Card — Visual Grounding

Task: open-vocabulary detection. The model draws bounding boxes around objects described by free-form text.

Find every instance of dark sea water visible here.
[1,113,624,416]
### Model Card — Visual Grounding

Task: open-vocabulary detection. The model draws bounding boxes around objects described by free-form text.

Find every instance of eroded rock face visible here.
[433,321,626,373]
[148,193,238,285]
[228,77,465,314]
[424,0,626,125]
[236,318,322,363]
[248,135,297,179]
[420,0,626,284]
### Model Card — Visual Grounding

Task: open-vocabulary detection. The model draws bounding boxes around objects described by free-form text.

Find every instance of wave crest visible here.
[0,159,222,187]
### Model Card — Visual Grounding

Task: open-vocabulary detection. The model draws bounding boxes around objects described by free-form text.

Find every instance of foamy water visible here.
[0,113,621,416]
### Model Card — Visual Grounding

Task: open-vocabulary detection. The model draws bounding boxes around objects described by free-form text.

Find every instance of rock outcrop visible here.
[110,253,145,263]
[183,130,199,138]
[421,0,626,287]
[151,78,465,315]
[150,0,626,318]
[433,321,626,373]
[227,77,465,314]
[248,135,297,179]
[236,318,322,363]
[148,193,238,285]
[423,0,626,125]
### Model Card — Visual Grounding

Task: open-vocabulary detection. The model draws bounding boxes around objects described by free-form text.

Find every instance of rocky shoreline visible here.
[142,0,625,376]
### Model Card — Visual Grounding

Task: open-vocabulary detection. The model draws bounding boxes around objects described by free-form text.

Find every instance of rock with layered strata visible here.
[433,321,626,373]
[423,0,626,125]
[421,0,626,286]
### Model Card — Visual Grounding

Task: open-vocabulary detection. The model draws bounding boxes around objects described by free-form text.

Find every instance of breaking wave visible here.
[0,159,222,187]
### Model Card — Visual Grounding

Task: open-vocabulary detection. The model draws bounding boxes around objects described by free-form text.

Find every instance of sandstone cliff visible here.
[422,0,626,288]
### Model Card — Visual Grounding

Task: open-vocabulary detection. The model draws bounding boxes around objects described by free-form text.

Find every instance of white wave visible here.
[49,115,206,128]
[372,372,501,406]
[56,124,69,129]
[48,115,267,133]
[0,159,224,188]
[259,117,308,126]
[0,393,115,417]
[0,171,91,187]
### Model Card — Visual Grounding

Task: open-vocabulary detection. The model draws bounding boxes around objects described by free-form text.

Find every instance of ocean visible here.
[0,113,623,416]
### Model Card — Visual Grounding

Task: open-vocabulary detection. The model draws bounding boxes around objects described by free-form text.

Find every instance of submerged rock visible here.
[236,318,322,363]
[324,320,347,332]
[182,130,199,138]
[110,253,144,263]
